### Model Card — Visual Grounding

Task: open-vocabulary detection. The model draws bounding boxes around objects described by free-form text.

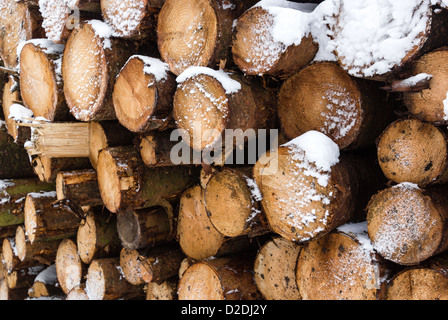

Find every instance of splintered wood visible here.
[3,0,448,301]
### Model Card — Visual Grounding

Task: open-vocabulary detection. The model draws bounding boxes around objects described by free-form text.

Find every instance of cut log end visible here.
[55,238,84,294]
[173,74,228,151]
[157,0,218,76]
[96,148,122,213]
[62,22,109,121]
[177,262,224,300]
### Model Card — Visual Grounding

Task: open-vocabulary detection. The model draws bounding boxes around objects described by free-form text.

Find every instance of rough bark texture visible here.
[56,169,103,207]
[31,155,92,183]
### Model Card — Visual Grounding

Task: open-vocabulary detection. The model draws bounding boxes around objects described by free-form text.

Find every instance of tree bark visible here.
[232,3,318,78]
[96,145,197,213]
[119,242,184,286]
[113,55,176,133]
[0,0,44,68]
[62,20,135,121]
[31,155,92,183]
[24,191,82,243]
[367,183,448,266]
[278,61,396,150]
[157,0,256,76]
[77,207,121,264]
[173,69,277,153]
[116,206,174,250]
[19,40,68,121]
[296,222,390,300]
[0,178,54,227]
[56,169,103,207]
[376,118,448,186]
[85,257,145,300]
[177,252,262,300]
[253,236,302,300]
[55,238,85,294]
[204,166,269,238]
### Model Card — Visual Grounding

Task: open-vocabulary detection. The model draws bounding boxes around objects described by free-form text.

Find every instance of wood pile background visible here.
[0,0,448,300]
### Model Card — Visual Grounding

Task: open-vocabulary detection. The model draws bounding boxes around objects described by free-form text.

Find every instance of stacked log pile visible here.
[1,0,448,301]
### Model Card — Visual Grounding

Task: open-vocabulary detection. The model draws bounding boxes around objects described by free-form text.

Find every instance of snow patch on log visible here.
[126,55,170,82]
[283,130,340,187]
[102,0,146,38]
[16,39,64,74]
[176,66,241,94]
[34,264,58,285]
[39,0,78,42]
[327,0,433,78]
[87,20,114,50]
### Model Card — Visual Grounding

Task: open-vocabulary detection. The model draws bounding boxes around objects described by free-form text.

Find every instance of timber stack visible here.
[0,0,448,301]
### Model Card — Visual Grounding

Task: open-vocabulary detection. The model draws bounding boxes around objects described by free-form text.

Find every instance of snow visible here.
[101,0,146,37]
[16,39,64,74]
[176,67,241,94]
[8,103,34,122]
[127,55,170,82]
[87,20,114,50]
[34,264,58,285]
[283,130,340,186]
[39,0,79,42]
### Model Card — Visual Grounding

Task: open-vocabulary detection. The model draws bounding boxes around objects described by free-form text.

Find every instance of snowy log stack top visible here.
[1,0,448,301]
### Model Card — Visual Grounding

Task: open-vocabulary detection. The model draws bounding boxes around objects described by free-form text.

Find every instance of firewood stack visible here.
[1,0,448,301]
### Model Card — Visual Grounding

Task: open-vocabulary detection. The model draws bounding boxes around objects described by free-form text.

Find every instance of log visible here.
[113,55,176,133]
[62,20,135,121]
[14,225,60,268]
[85,257,145,300]
[6,267,41,290]
[119,242,184,286]
[19,40,68,121]
[31,155,92,183]
[328,1,448,81]
[386,253,448,300]
[27,264,64,299]
[0,126,35,179]
[39,0,101,44]
[139,131,186,167]
[204,166,269,238]
[100,0,161,40]
[296,222,390,300]
[376,118,448,186]
[253,131,385,243]
[2,237,43,272]
[0,178,54,227]
[366,183,448,266]
[88,121,135,170]
[145,278,177,300]
[117,206,174,250]
[56,169,103,207]
[66,284,89,300]
[177,252,262,300]
[232,1,318,78]
[77,207,121,264]
[24,191,82,244]
[253,236,302,300]
[176,185,262,260]
[0,278,29,300]
[0,0,44,68]
[173,67,277,153]
[277,61,395,149]
[55,238,85,295]
[96,145,197,213]
[2,76,31,144]
[401,48,448,124]
[157,0,255,76]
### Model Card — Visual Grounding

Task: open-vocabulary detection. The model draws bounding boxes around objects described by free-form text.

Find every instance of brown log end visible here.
[55,238,84,294]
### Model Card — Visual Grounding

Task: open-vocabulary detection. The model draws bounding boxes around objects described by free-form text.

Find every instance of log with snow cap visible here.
[232,0,319,78]
[296,221,391,300]
[367,182,448,266]
[0,0,44,68]
[38,0,101,44]
[100,0,163,40]
[113,55,176,133]
[157,0,258,76]
[18,39,69,121]
[62,20,136,121]
[278,61,396,150]
[253,130,385,243]
[173,66,277,155]
[326,0,448,81]
[376,118,448,187]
